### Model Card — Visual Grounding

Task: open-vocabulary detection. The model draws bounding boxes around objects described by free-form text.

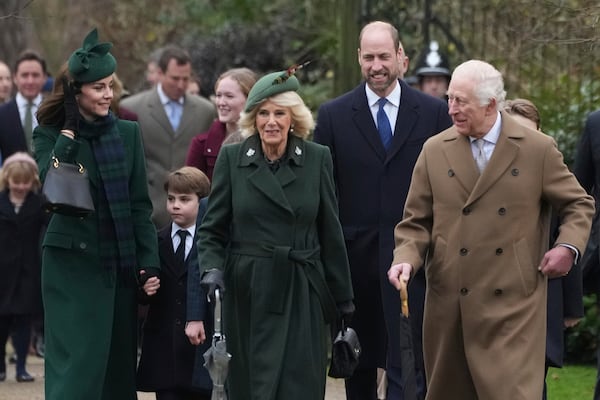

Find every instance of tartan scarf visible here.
[78,112,137,281]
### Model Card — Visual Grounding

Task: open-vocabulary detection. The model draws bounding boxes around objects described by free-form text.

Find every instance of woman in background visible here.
[185,68,256,180]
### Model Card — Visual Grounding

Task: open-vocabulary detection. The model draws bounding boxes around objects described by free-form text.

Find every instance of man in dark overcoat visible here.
[573,108,600,400]
[313,21,451,399]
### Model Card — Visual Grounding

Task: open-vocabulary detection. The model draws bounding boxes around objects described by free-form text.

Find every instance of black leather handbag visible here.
[328,322,362,379]
[42,156,95,217]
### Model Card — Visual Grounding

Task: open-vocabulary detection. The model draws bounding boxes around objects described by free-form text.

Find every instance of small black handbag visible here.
[42,156,95,217]
[328,321,362,379]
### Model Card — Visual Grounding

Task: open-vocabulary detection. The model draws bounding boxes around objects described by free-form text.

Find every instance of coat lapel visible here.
[351,85,387,162]
[147,90,174,135]
[466,112,523,205]
[239,135,298,214]
[442,131,480,195]
[386,81,418,163]
[158,226,180,277]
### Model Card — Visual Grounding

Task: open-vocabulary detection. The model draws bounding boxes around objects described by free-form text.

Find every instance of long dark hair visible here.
[36,63,70,128]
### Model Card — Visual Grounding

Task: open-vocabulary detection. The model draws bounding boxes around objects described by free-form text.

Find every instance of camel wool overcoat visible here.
[392,111,594,400]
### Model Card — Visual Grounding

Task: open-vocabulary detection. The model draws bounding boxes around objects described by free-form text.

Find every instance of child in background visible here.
[137,166,213,400]
[0,152,48,383]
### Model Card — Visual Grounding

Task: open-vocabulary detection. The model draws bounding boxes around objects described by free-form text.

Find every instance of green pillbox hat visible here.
[244,70,300,112]
[68,28,116,84]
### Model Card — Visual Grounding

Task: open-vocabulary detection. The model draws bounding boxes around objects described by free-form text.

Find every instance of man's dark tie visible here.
[175,229,188,266]
[377,97,393,150]
[24,101,33,152]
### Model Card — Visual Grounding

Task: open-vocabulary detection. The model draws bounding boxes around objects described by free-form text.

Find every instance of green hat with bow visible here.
[68,28,116,83]
[244,63,310,112]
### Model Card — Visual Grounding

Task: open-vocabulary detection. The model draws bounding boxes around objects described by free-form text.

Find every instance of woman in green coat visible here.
[33,29,160,400]
[198,69,354,400]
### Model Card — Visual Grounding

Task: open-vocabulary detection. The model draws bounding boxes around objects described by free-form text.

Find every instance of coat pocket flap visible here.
[43,232,73,249]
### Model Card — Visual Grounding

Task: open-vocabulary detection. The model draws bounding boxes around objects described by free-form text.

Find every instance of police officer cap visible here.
[415,41,451,78]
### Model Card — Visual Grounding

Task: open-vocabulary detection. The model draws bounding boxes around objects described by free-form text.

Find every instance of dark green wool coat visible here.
[33,119,159,400]
[198,134,353,400]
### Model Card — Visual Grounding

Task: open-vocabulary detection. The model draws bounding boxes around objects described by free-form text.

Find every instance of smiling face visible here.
[77,75,114,120]
[358,24,403,97]
[14,60,46,101]
[8,176,34,200]
[167,191,199,229]
[256,100,292,153]
[215,76,247,125]
[447,75,496,138]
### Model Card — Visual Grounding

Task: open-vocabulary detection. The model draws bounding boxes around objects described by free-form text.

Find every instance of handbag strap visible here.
[51,155,86,174]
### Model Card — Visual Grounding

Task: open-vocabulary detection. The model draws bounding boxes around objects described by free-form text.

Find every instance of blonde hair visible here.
[238,91,314,140]
[0,152,41,192]
[164,166,210,198]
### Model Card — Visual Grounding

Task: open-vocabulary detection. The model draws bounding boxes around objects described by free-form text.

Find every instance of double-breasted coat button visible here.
[494,289,503,295]
[448,169,455,177]
[79,242,87,249]
[498,207,506,215]
[175,318,181,325]
[460,248,468,256]
[462,207,471,215]
[511,169,519,176]
[496,248,503,255]
[460,288,469,295]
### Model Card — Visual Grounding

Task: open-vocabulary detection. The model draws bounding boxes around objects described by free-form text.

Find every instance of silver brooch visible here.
[246,148,256,157]
[294,146,302,156]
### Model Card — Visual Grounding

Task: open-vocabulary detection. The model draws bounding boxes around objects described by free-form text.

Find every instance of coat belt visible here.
[230,241,337,323]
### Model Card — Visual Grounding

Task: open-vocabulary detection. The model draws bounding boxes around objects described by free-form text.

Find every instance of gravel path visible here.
[0,356,347,400]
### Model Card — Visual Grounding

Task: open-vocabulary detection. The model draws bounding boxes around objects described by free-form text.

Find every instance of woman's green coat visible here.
[198,134,353,400]
[33,120,159,400]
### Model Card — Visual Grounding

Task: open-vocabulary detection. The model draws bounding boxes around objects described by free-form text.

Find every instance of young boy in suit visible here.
[137,166,212,400]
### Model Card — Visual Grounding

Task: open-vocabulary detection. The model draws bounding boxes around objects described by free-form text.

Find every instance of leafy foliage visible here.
[566,294,599,365]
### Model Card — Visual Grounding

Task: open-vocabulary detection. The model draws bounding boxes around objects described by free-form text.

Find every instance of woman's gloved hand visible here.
[62,77,81,134]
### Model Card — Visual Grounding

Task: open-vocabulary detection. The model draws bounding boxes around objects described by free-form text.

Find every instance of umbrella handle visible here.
[399,278,409,318]
[214,288,223,338]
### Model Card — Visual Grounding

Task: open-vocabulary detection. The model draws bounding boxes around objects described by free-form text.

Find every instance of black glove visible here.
[200,269,225,302]
[62,76,81,134]
[337,300,355,326]
[138,267,160,286]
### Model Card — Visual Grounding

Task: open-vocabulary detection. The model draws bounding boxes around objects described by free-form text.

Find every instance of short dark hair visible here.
[158,46,191,72]
[14,49,47,75]
[164,166,210,199]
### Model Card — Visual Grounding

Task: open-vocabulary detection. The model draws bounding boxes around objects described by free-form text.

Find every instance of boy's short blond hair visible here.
[164,166,210,198]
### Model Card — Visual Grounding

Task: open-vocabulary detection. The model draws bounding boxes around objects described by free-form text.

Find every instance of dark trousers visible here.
[0,314,31,375]
[345,368,378,400]
[156,389,211,400]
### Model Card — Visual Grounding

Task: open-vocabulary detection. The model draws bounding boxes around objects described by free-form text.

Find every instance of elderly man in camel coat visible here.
[388,59,594,400]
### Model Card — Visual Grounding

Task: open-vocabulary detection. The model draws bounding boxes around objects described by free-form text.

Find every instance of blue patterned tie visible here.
[377,98,392,150]
[168,100,182,132]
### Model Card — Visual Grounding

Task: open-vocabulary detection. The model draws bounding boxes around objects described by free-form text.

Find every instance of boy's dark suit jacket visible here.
[137,216,213,393]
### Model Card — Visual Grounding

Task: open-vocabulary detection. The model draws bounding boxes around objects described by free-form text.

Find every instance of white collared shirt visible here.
[365,82,401,135]
[171,223,195,259]
[16,92,42,131]
[157,83,184,123]
[469,111,502,161]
